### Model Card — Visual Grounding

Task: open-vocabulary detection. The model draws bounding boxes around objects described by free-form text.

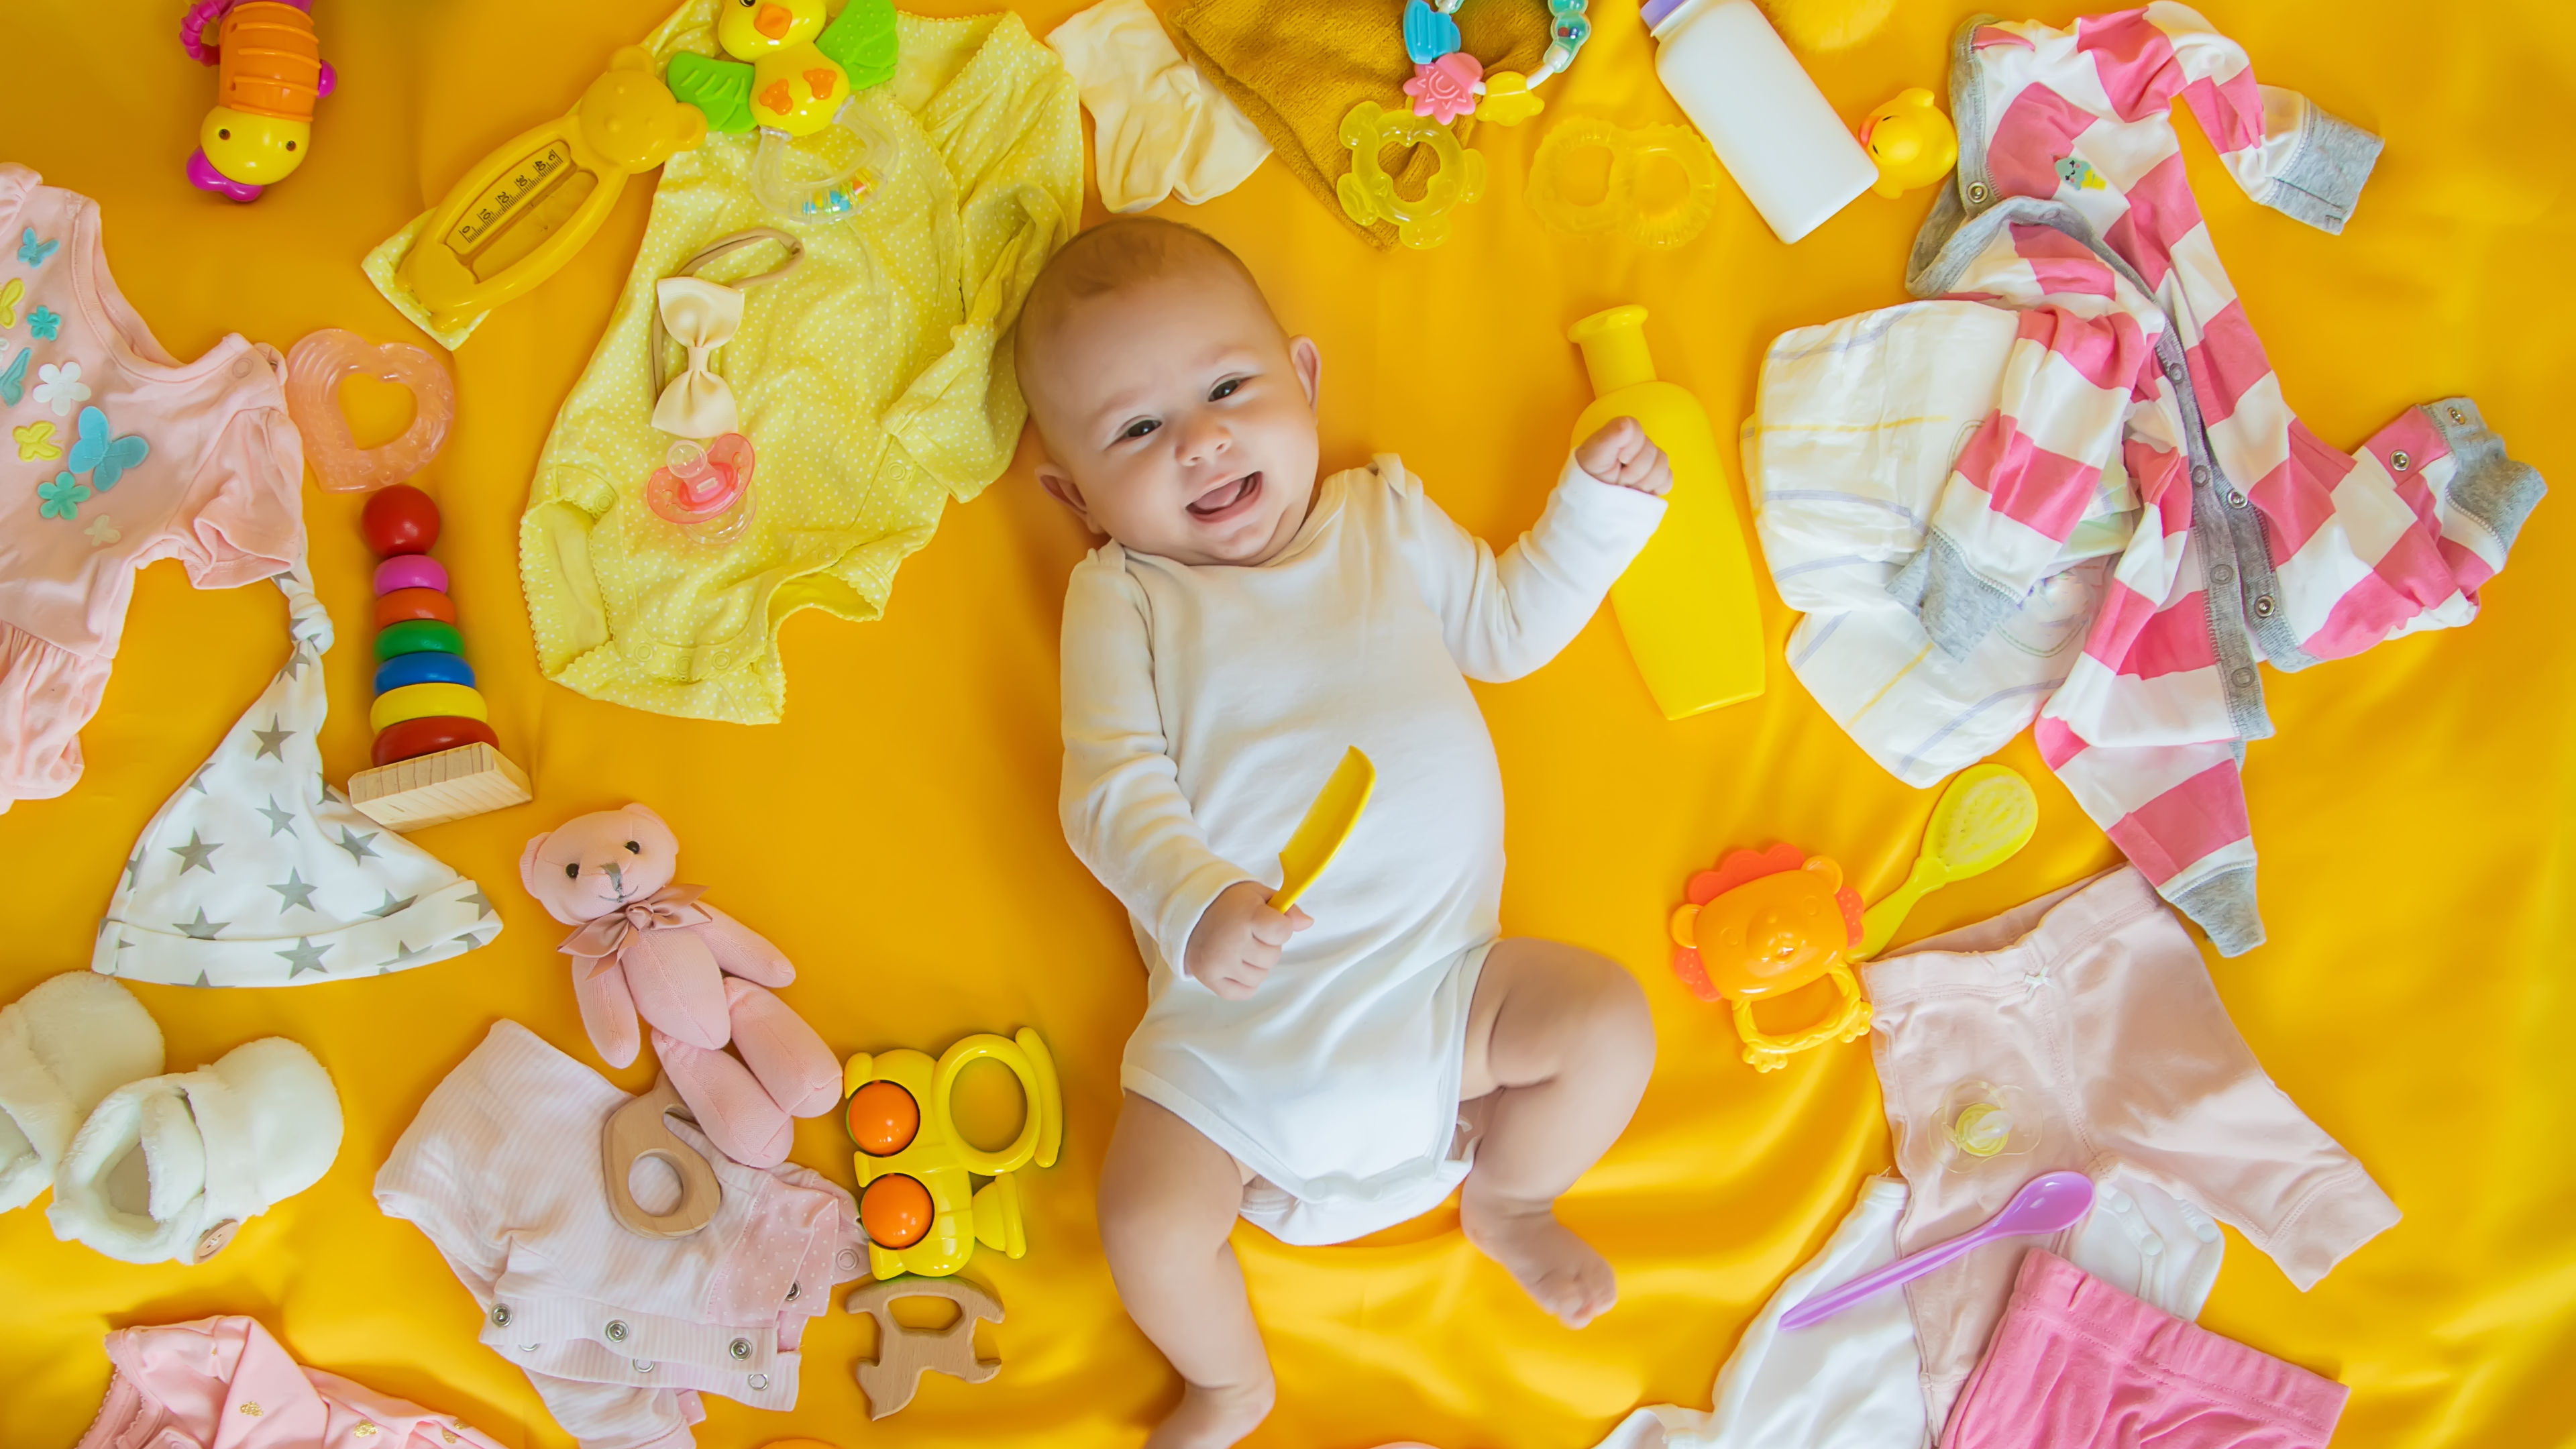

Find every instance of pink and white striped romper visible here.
[1751,4,2544,953]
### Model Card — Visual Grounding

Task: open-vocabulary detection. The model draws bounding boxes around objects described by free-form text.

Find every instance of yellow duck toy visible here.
[669,0,900,138]
[1858,87,1959,198]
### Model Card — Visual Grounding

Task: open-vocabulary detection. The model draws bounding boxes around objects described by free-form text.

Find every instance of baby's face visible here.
[1026,266,1322,567]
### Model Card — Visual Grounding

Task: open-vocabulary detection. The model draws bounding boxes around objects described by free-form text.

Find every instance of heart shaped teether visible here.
[284,329,456,493]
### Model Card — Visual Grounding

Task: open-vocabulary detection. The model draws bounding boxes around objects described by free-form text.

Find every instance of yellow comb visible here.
[1269,747,1376,912]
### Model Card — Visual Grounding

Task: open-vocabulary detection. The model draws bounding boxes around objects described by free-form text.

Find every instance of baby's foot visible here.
[1145,1378,1275,1449]
[1462,1191,1618,1328]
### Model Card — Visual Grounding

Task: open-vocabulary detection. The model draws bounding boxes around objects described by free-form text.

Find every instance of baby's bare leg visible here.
[1456,938,1656,1328]
[1099,1091,1275,1449]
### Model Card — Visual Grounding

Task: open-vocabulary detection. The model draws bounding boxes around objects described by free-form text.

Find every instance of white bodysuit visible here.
[1059,455,1662,1244]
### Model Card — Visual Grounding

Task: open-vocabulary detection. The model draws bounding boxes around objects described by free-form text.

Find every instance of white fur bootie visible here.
[48,1036,342,1264]
[0,973,166,1212]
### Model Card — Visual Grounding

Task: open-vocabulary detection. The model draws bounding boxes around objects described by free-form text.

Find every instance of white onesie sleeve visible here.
[1058,551,1255,977]
[1386,456,1667,682]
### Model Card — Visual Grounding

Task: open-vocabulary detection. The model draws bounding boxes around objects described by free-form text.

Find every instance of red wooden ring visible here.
[371,714,497,767]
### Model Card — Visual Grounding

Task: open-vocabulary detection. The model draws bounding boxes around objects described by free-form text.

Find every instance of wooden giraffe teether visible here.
[843,1276,1003,1418]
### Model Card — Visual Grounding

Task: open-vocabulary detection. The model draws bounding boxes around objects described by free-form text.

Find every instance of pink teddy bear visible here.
[520,803,839,1169]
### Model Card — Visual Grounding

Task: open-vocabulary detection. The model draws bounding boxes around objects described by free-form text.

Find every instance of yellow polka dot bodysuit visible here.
[519,2,1081,722]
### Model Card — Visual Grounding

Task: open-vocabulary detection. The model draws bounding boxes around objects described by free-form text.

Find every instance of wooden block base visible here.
[348,742,532,830]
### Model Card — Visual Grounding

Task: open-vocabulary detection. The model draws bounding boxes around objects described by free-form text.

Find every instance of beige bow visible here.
[559,883,712,979]
[651,278,745,439]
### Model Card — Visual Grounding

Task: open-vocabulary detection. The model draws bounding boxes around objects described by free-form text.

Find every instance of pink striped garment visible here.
[1880,3,2543,953]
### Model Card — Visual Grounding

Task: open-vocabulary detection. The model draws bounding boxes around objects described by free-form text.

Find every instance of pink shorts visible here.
[1944,1249,2348,1449]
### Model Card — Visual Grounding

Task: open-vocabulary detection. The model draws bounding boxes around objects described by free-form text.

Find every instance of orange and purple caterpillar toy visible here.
[180,0,337,202]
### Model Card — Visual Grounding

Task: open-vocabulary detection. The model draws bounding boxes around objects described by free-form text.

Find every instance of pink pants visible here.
[1944,1249,2348,1449]
[1865,867,2399,1433]
[76,1315,508,1449]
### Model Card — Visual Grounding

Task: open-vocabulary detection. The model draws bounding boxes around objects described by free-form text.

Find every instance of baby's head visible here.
[1017,219,1322,566]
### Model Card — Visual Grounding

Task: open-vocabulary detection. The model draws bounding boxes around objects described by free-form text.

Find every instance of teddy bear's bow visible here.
[559,883,712,975]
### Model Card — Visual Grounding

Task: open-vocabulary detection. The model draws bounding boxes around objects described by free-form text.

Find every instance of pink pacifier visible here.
[646,433,757,542]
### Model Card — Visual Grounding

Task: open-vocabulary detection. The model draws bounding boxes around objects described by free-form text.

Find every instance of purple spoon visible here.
[1779,1171,2096,1331]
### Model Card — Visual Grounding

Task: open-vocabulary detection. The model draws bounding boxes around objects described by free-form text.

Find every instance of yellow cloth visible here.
[520,1,1080,723]
[1048,0,1271,214]
[1169,0,1543,249]
[3,2,2573,1448]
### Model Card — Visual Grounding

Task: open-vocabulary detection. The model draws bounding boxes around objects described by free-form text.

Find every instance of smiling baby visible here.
[1020,217,1668,1448]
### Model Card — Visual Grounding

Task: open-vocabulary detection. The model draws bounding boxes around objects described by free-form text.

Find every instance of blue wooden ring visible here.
[374,650,475,694]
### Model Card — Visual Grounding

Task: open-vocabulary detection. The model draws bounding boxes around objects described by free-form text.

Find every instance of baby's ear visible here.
[1034,458,1098,532]
[1289,334,1323,411]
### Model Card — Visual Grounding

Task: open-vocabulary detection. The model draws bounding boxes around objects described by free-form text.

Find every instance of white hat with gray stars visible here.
[90,562,502,987]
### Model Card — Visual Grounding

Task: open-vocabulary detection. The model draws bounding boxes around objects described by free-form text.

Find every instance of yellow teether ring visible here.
[1528,117,1721,250]
[1336,101,1486,250]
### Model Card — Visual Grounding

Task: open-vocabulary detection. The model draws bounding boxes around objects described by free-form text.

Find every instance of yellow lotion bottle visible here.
[1568,305,1765,717]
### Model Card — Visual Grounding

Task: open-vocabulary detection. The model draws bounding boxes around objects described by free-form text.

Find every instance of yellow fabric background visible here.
[3,1,2569,1446]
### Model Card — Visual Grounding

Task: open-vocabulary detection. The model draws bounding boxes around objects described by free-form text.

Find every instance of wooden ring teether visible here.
[283,329,455,494]
[844,1275,1004,1419]
[602,1074,723,1238]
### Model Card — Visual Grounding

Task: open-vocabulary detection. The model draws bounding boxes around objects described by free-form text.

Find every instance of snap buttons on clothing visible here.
[490,1305,512,1328]
[2190,465,2210,485]
[748,1373,771,1391]
[633,1359,654,1373]
[836,1248,862,1271]
[2392,449,2411,471]
[2226,489,2248,508]
[2447,405,2467,424]
[2253,596,2275,618]
[730,1338,753,1360]
[786,1281,802,1301]
[2231,667,2256,688]
[193,1220,240,1262]
[354,1426,380,1438]
[519,1344,537,1352]
[230,358,252,379]
[2210,564,2235,585]
[2164,360,2185,382]
[1966,180,1990,204]
[606,1320,629,1342]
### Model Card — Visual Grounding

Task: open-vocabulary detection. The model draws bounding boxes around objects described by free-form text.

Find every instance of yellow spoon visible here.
[1269,747,1376,911]
[1855,763,2039,959]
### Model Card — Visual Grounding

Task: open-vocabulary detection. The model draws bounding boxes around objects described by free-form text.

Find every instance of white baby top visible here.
[1060,454,1662,1244]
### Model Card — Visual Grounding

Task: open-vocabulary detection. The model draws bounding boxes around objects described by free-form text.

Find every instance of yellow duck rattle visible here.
[1858,86,1958,198]
[669,0,900,137]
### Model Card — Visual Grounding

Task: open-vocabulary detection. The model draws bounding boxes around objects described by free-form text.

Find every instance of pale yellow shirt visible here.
[519,4,1081,722]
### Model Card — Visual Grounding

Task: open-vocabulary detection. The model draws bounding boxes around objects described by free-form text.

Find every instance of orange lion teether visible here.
[1669,843,1872,1072]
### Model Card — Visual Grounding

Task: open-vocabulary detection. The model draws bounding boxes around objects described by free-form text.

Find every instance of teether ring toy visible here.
[845,1275,1004,1418]
[602,1074,724,1238]
[1338,101,1487,250]
[1527,117,1721,249]
[1394,0,1589,126]
[1668,843,1872,1072]
[283,329,454,493]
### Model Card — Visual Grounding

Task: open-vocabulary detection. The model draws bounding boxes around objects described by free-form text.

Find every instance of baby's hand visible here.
[1185,881,1311,1000]
[1574,416,1673,496]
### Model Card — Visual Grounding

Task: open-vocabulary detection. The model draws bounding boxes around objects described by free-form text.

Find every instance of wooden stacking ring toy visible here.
[345,485,531,830]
